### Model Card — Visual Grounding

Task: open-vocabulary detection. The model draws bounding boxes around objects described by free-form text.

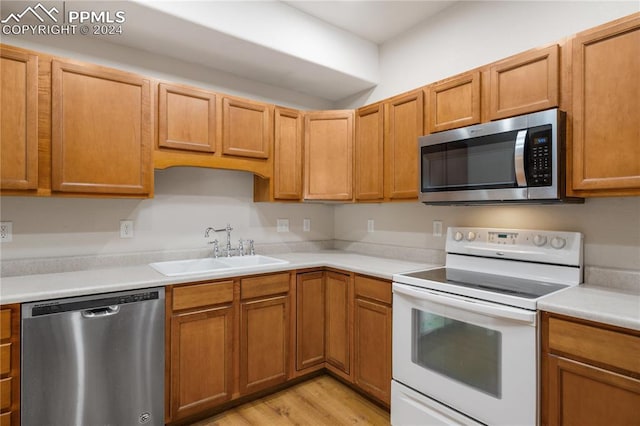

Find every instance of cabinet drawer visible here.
[355,275,391,304]
[0,412,9,426]
[0,378,10,410]
[172,281,234,311]
[241,273,289,300]
[548,317,640,374]
[0,310,10,340]
[0,344,10,376]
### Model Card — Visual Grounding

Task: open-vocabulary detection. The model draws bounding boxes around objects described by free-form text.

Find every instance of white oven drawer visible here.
[391,380,483,426]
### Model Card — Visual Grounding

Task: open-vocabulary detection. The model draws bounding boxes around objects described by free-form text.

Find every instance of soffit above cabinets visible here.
[0,0,454,102]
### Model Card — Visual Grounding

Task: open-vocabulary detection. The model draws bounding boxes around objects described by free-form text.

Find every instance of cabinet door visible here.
[488,44,559,120]
[274,107,303,200]
[325,272,351,375]
[170,305,233,420]
[354,298,392,406]
[384,90,423,200]
[355,103,384,201]
[0,305,20,426]
[0,49,38,190]
[158,83,216,153]
[545,354,640,426]
[51,60,152,195]
[240,295,289,394]
[571,15,640,194]
[304,110,354,200]
[427,71,480,133]
[222,96,271,159]
[296,272,325,371]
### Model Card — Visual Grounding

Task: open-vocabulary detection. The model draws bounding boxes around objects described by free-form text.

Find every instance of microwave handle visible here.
[393,283,537,324]
[514,129,528,187]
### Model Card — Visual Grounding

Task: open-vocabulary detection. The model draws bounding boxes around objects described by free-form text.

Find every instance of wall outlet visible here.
[120,220,134,239]
[367,219,374,233]
[0,221,13,243]
[433,220,443,237]
[303,218,311,232]
[277,218,289,233]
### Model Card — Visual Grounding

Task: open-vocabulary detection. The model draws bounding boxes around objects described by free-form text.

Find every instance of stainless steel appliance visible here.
[419,108,581,204]
[22,287,165,426]
[391,227,583,425]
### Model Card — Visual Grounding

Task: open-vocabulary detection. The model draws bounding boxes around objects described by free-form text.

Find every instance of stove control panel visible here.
[446,227,583,266]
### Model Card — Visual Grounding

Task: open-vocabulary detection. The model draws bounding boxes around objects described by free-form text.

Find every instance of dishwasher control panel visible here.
[27,290,160,317]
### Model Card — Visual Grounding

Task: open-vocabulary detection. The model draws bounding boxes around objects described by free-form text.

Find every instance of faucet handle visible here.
[238,239,245,256]
[208,239,219,258]
[248,239,255,255]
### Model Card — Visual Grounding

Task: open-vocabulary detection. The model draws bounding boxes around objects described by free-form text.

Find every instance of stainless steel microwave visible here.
[419,108,582,204]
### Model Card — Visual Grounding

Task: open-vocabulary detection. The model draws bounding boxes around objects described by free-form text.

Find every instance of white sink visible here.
[150,255,288,276]
[149,258,229,276]
[217,255,289,269]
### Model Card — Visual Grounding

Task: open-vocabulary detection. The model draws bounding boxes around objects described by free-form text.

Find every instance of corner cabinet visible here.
[295,271,326,372]
[0,47,38,192]
[384,90,423,200]
[541,312,640,425]
[304,110,354,201]
[569,13,640,196]
[168,281,234,422]
[51,59,152,196]
[325,271,352,378]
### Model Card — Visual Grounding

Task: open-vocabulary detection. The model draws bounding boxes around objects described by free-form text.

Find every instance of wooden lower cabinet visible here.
[169,281,234,422]
[296,271,326,371]
[240,295,289,394]
[0,305,20,426]
[170,304,234,420]
[542,312,640,425]
[354,275,392,406]
[325,271,351,376]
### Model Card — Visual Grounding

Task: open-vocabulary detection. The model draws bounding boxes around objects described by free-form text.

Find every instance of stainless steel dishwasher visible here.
[22,287,164,426]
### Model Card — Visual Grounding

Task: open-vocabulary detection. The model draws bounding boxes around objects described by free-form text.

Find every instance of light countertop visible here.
[538,284,640,331]
[0,251,435,304]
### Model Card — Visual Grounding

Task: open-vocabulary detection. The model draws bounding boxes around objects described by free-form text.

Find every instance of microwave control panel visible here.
[527,126,552,186]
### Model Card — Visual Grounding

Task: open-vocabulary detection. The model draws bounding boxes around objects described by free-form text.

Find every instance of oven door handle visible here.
[393,283,537,324]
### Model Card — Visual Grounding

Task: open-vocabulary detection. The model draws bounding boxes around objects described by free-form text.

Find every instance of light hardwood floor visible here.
[191,375,391,425]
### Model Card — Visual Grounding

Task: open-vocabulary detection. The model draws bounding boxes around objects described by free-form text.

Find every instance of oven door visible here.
[392,283,538,426]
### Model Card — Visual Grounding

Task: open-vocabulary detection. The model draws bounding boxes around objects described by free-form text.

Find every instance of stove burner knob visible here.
[533,235,547,246]
[550,236,566,249]
[466,231,477,241]
[453,231,464,241]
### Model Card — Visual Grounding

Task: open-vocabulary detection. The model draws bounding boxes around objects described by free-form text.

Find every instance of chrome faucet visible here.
[204,224,247,258]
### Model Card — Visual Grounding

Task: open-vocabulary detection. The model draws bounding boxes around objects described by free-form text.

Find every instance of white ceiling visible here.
[1,0,456,102]
[283,1,456,44]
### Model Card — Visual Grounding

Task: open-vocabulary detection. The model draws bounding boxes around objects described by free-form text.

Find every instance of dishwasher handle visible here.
[82,305,120,318]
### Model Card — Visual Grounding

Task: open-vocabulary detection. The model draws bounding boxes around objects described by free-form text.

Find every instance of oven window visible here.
[412,309,501,398]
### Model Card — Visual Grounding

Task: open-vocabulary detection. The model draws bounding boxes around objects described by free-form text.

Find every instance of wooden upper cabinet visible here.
[273,107,303,200]
[51,60,152,195]
[304,110,354,201]
[384,90,423,200]
[0,48,38,191]
[355,103,384,201]
[488,44,559,120]
[426,71,480,133]
[222,96,271,159]
[158,83,216,153]
[570,14,640,195]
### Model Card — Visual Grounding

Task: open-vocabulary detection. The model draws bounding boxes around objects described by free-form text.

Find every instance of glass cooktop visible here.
[401,267,568,299]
